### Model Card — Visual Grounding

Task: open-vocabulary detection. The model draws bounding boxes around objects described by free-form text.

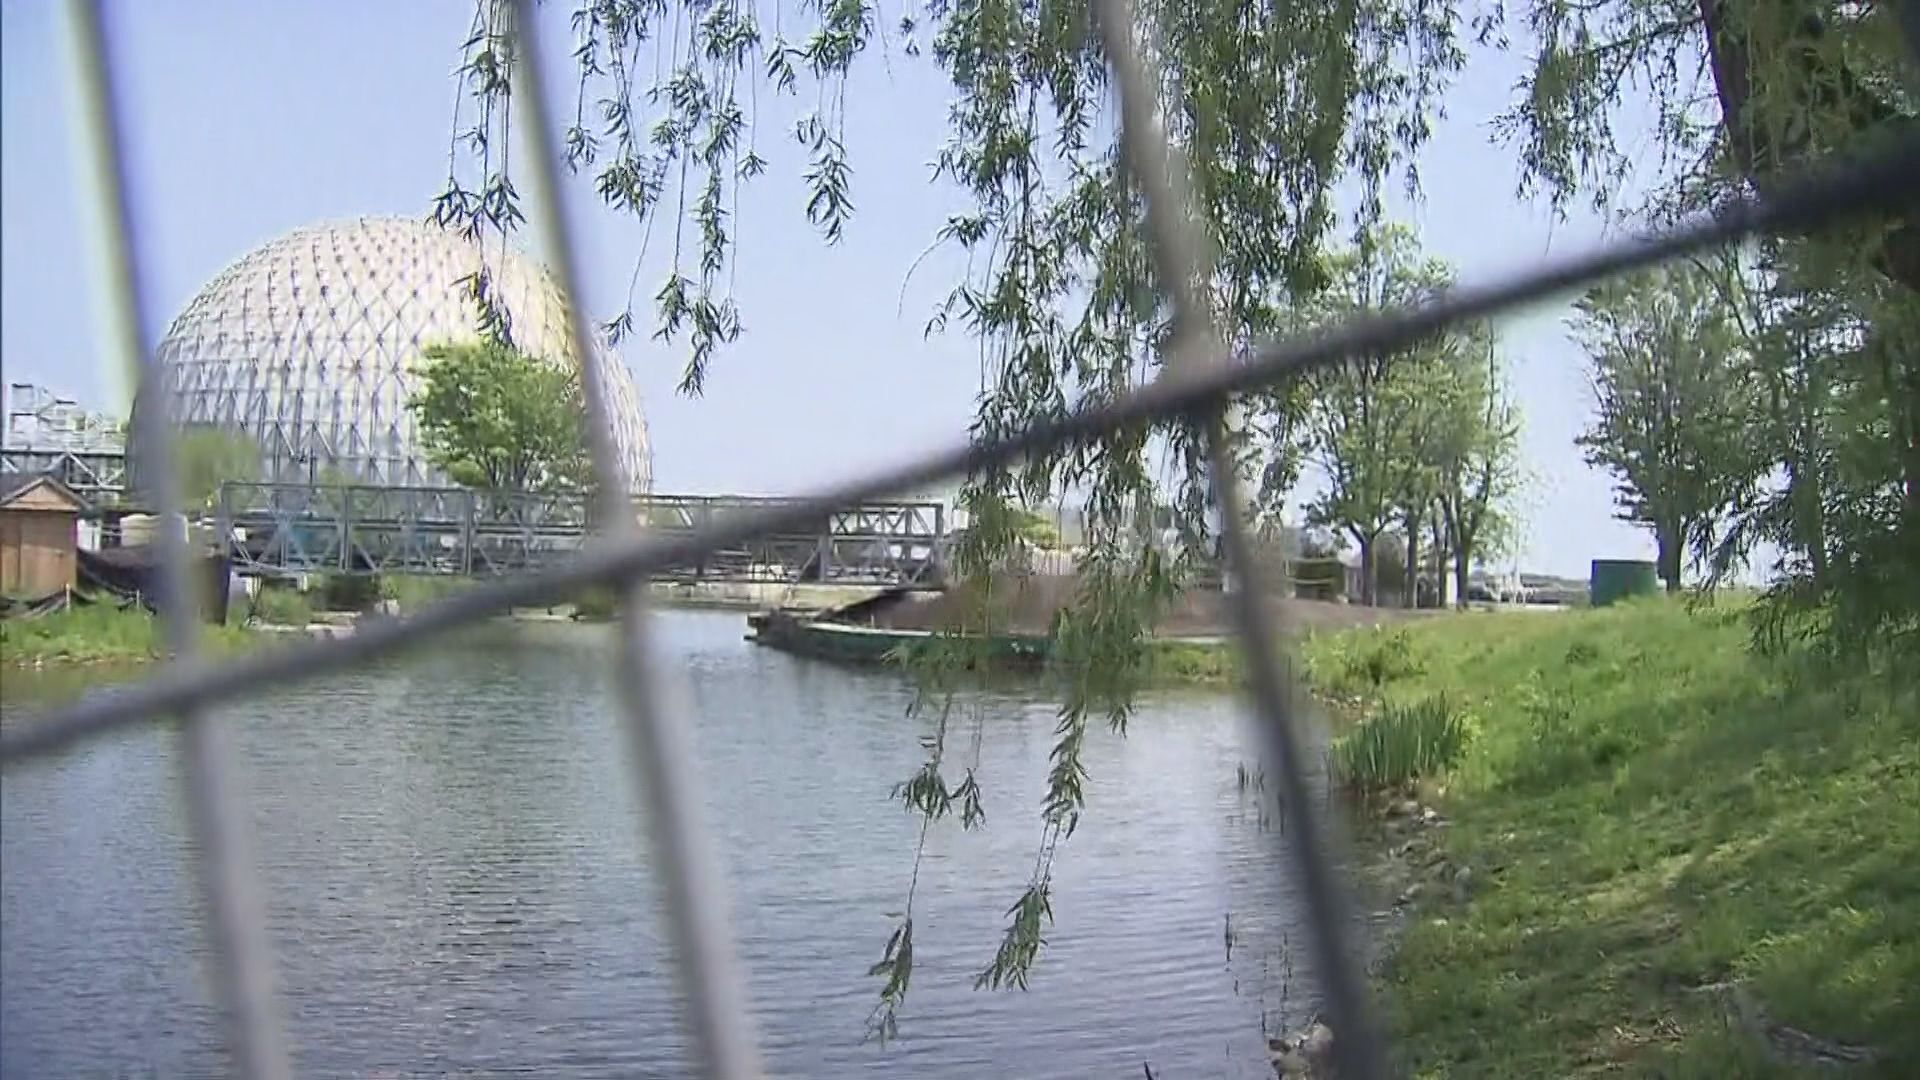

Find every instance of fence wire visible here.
[5,0,1919,1077]
[505,2,766,1076]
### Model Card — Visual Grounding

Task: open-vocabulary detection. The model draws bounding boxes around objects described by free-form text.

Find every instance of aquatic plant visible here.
[1329,694,1472,791]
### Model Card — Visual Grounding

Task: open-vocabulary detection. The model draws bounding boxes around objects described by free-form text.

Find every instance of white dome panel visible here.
[138,216,651,493]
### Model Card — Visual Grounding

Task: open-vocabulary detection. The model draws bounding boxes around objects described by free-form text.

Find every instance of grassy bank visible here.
[1138,639,1240,683]
[1299,601,1917,1076]
[1,574,578,668]
[1,602,254,665]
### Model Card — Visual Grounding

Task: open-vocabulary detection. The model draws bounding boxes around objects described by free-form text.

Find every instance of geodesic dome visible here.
[136,216,651,492]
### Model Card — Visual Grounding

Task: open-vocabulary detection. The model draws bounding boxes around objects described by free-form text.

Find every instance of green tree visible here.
[1296,228,1459,605]
[1571,262,1763,591]
[1685,249,1835,589]
[1703,246,1920,654]
[1495,0,1916,650]
[1010,508,1063,551]
[1493,0,1916,295]
[173,427,260,514]
[433,0,1464,1021]
[1432,324,1523,608]
[406,339,590,494]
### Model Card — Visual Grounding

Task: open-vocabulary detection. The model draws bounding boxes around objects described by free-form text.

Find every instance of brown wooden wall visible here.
[0,508,78,597]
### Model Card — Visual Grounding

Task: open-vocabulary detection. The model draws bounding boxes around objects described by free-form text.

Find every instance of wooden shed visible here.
[1,473,87,598]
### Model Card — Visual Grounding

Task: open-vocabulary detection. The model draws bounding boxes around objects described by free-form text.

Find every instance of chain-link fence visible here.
[4,0,1917,1077]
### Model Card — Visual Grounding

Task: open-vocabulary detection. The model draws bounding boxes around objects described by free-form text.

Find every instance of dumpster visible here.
[1589,558,1659,607]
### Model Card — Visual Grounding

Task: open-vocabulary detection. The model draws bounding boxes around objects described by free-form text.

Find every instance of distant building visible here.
[0,473,87,597]
[3,383,126,455]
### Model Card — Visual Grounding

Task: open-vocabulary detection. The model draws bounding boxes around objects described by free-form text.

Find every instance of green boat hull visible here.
[747,610,1050,667]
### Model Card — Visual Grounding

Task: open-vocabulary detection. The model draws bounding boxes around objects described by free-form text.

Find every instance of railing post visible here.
[932,504,946,581]
[461,490,474,576]
[697,502,711,581]
[339,483,353,573]
[515,492,534,573]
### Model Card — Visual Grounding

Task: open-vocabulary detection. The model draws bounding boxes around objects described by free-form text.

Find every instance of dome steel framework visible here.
[138,216,652,492]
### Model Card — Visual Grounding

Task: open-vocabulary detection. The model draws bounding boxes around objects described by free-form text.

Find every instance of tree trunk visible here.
[1785,451,1830,586]
[1696,0,1920,293]
[1454,548,1472,610]
[1359,535,1377,607]
[1403,509,1422,609]
[1657,521,1684,593]
[1894,342,1920,527]
[1133,487,1156,556]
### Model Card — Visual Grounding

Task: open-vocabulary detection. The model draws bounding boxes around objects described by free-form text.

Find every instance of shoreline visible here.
[1287,599,1916,1074]
[0,603,1256,678]
[8,599,1910,1074]
[0,594,812,669]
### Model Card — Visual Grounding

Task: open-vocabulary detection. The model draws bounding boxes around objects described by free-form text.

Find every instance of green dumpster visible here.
[1590,559,1659,607]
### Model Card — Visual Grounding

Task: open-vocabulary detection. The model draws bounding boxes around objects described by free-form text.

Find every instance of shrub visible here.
[571,586,620,621]
[1329,627,1424,692]
[1331,694,1472,790]
[1564,638,1602,665]
[249,585,312,627]
[320,573,382,612]
[381,575,466,612]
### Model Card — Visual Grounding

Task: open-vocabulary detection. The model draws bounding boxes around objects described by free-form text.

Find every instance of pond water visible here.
[1,610,1345,1078]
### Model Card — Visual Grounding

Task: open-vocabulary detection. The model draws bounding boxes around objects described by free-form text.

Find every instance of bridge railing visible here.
[213,480,947,585]
[0,445,127,506]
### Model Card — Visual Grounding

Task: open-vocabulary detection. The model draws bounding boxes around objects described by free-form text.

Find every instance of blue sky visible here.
[1,0,1668,578]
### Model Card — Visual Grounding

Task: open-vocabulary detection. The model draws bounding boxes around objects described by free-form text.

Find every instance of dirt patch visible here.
[854,573,1437,638]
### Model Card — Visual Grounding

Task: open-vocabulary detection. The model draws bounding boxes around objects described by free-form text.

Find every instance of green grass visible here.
[246,585,314,627]
[381,574,471,612]
[1300,599,1919,1076]
[2,601,253,664]
[1139,639,1240,682]
[1307,623,1427,695]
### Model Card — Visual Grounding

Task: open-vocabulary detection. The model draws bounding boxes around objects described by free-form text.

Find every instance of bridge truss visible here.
[215,481,947,587]
[0,446,128,506]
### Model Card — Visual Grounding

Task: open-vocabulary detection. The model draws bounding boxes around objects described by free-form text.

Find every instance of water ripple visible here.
[3,611,1334,1078]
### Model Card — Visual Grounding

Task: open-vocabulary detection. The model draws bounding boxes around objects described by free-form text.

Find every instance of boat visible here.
[745,606,1052,668]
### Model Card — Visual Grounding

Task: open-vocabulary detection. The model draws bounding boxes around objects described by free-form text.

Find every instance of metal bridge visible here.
[0,448,951,585]
[214,480,948,587]
[0,445,127,505]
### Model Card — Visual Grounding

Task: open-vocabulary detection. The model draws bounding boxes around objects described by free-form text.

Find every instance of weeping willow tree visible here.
[433,0,1461,1032]
[1496,0,1918,655]
[435,0,1915,1033]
